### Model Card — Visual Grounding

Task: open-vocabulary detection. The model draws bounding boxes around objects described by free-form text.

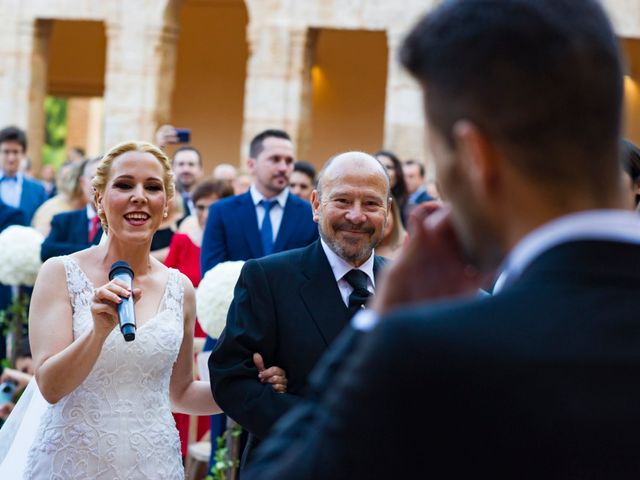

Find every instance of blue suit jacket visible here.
[40,208,103,262]
[201,191,318,274]
[20,177,47,225]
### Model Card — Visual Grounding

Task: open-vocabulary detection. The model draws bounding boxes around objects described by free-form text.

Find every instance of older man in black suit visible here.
[209,152,390,467]
[245,1,640,479]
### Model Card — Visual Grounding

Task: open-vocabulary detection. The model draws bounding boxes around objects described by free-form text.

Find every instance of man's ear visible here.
[452,120,501,199]
[310,190,320,223]
[247,157,256,174]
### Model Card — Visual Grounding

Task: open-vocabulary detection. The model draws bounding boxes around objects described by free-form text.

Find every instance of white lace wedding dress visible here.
[0,256,186,479]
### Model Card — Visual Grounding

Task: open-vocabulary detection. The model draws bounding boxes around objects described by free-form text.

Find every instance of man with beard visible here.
[172,146,204,216]
[209,152,390,467]
[244,0,640,479]
[201,129,317,274]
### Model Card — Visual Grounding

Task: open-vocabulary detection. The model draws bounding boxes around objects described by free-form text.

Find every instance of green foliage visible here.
[205,423,242,480]
[42,96,68,167]
[0,290,30,365]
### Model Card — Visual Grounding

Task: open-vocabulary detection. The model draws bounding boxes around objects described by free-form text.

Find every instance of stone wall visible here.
[0,0,638,171]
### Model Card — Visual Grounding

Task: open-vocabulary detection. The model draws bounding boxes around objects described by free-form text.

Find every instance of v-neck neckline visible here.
[67,256,173,330]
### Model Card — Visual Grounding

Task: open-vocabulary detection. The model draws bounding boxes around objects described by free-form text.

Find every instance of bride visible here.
[0,141,286,479]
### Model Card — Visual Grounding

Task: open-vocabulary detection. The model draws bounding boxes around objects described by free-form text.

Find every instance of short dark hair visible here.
[403,159,425,178]
[0,126,27,151]
[621,139,640,183]
[249,129,291,159]
[293,161,316,182]
[173,146,202,167]
[192,178,234,204]
[71,146,86,157]
[401,0,623,190]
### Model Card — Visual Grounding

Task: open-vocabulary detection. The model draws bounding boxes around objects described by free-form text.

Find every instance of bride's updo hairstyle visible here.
[92,141,175,234]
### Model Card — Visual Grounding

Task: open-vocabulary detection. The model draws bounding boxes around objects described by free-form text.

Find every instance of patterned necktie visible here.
[88,216,101,243]
[260,199,277,256]
[343,269,372,316]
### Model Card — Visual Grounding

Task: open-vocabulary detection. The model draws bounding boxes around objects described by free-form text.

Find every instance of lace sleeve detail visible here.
[61,256,93,313]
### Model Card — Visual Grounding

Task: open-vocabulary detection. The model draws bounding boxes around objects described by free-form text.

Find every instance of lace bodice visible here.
[24,257,185,479]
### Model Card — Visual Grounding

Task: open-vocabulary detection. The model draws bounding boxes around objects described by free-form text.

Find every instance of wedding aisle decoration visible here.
[196,261,245,339]
[0,226,44,364]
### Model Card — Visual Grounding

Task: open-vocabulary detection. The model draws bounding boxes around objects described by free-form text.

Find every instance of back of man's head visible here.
[401,0,623,193]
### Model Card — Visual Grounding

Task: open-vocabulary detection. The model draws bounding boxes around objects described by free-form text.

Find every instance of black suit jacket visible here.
[209,239,385,461]
[40,208,102,261]
[246,239,640,479]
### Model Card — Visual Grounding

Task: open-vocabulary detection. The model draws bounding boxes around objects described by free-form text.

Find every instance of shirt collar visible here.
[320,238,376,287]
[0,171,22,182]
[250,184,289,209]
[493,209,640,293]
[85,204,97,220]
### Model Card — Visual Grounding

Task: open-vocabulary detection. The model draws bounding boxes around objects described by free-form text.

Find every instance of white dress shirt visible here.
[320,239,375,307]
[249,185,289,242]
[0,172,23,208]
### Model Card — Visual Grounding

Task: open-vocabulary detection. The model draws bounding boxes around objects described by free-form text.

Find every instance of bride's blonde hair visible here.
[92,141,175,234]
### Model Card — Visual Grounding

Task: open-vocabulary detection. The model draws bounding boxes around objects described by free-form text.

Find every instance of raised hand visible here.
[253,353,288,393]
[372,201,487,314]
[155,124,178,148]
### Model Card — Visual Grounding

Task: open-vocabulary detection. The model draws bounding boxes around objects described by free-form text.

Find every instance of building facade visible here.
[0,0,639,174]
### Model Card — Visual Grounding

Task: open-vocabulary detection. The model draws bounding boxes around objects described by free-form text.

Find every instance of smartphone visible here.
[175,128,191,144]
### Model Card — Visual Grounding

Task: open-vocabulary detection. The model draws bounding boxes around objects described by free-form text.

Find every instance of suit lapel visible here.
[71,210,90,246]
[237,192,263,258]
[18,180,30,213]
[299,240,350,347]
[373,255,387,282]
[273,192,297,253]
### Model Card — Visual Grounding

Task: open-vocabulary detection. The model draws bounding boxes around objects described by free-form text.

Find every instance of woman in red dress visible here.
[164,179,234,457]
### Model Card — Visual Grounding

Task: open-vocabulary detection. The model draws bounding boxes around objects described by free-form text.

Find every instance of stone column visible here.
[102,19,179,150]
[241,24,312,165]
[382,30,428,168]
[0,15,51,168]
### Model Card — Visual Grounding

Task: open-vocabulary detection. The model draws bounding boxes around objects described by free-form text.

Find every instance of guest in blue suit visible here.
[0,126,47,225]
[201,129,318,274]
[40,157,102,261]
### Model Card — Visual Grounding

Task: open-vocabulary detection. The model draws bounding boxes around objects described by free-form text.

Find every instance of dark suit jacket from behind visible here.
[246,239,640,480]
[209,240,385,456]
[200,190,318,274]
[40,208,103,261]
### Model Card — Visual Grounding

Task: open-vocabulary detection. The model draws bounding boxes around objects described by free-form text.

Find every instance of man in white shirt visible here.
[200,129,318,274]
[246,1,640,479]
[0,126,47,224]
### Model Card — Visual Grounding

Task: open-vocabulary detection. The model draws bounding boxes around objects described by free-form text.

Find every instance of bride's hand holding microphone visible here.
[91,280,142,341]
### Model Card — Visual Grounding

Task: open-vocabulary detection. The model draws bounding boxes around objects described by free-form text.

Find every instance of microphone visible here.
[109,261,136,342]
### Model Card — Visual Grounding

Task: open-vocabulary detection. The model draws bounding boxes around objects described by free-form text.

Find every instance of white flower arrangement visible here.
[196,261,245,339]
[0,226,44,287]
